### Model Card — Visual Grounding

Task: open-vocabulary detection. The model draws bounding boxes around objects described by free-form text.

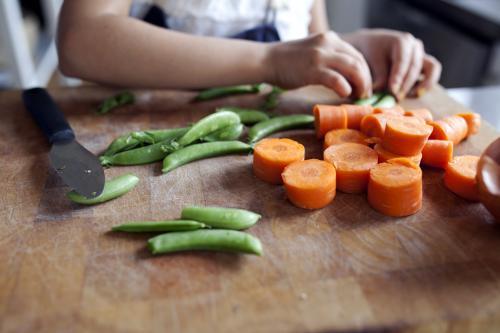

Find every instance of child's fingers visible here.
[326,53,371,98]
[414,55,442,95]
[317,69,352,98]
[399,39,424,99]
[335,43,373,97]
[388,33,414,95]
[371,55,390,91]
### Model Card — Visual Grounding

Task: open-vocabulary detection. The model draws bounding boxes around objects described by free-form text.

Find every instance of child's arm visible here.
[57,0,371,98]
[309,0,329,34]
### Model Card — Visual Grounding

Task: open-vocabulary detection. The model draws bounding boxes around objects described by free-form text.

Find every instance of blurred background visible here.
[0,0,499,125]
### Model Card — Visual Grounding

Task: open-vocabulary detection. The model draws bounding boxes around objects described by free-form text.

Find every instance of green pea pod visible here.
[216,107,270,125]
[112,220,206,232]
[97,91,135,114]
[100,138,177,166]
[354,92,383,106]
[262,86,284,111]
[148,229,263,255]
[202,123,244,142]
[67,173,139,205]
[181,206,261,230]
[248,114,314,144]
[162,141,252,174]
[373,94,397,108]
[195,83,264,101]
[177,111,241,146]
[130,131,155,145]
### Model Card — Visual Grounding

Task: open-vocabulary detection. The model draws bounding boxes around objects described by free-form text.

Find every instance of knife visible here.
[22,87,105,198]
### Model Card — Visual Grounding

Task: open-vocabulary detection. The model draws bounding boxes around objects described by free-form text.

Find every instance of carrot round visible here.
[253,138,305,184]
[429,115,468,144]
[323,129,368,150]
[404,108,433,123]
[324,143,378,193]
[444,155,480,201]
[342,104,373,130]
[368,158,423,217]
[313,105,347,138]
[282,159,336,209]
[373,105,405,116]
[381,117,433,156]
[421,140,453,169]
[374,143,422,165]
[360,113,401,138]
[456,112,481,136]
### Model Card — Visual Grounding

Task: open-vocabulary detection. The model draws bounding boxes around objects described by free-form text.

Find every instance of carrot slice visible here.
[456,112,481,136]
[444,155,480,201]
[324,143,378,193]
[381,117,433,156]
[373,105,405,116]
[342,104,373,130]
[323,129,368,150]
[253,138,305,184]
[429,115,468,144]
[360,113,401,138]
[313,105,348,138]
[368,158,423,217]
[421,140,453,169]
[374,143,422,165]
[404,108,433,122]
[282,159,336,209]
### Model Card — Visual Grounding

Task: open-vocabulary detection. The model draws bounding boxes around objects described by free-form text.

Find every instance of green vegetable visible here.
[67,173,139,205]
[195,84,264,101]
[112,220,206,232]
[100,138,180,166]
[177,111,241,146]
[373,94,397,108]
[216,107,270,125]
[148,229,263,255]
[262,86,284,111]
[181,206,261,230]
[248,114,315,143]
[162,141,252,173]
[97,91,135,114]
[202,123,244,142]
[354,93,383,106]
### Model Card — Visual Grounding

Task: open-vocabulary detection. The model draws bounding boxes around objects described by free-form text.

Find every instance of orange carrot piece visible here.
[313,105,347,138]
[323,129,368,150]
[282,159,336,209]
[404,108,433,122]
[421,140,453,169]
[456,112,481,136]
[253,138,305,184]
[343,104,373,130]
[360,113,401,138]
[381,117,433,156]
[368,158,423,217]
[373,105,405,116]
[429,115,468,144]
[324,143,378,193]
[374,143,422,165]
[444,155,480,201]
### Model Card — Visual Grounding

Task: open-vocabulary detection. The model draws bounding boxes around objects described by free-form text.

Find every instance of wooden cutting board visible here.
[0,85,499,333]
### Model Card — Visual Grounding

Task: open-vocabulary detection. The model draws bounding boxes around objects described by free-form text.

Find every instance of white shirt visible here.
[133,0,314,41]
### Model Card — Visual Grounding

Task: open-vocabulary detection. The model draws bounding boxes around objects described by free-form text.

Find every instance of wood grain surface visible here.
[0,85,499,333]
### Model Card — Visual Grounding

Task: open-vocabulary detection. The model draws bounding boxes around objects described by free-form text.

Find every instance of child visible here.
[57,0,441,99]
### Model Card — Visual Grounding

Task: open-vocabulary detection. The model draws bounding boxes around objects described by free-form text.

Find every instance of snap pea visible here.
[148,229,263,255]
[112,220,206,232]
[181,206,261,230]
[67,173,139,205]
[248,114,315,143]
[195,83,264,101]
[162,141,252,173]
[354,92,383,106]
[97,91,135,114]
[177,111,241,146]
[262,86,284,111]
[373,94,397,108]
[100,138,179,166]
[202,123,244,142]
[216,107,270,125]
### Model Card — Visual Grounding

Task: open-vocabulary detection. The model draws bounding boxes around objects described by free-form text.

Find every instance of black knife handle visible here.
[22,87,75,144]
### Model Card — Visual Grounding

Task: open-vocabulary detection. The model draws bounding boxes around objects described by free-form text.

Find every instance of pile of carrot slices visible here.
[252,103,484,215]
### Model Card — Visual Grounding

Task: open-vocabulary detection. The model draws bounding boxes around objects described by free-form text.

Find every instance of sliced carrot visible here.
[456,112,481,136]
[282,159,336,209]
[374,143,422,165]
[360,113,401,138]
[373,105,405,116]
[253,138,305,184]
[421,140,453,169]
[368,158,423,217]
[381,117,433,156]
[323,143,378,193]
[313,105,347,138]
[342,104,373,130]
[429,115,468,144]
[323,129,368,150]
[444,155,480,201]
[404,108,433,122]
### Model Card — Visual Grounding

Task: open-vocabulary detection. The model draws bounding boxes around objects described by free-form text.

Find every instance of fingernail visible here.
[417,88,426,97]
[397,91,406,101]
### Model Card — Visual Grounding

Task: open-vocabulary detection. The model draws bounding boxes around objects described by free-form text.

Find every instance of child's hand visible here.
[343,29,442,99]
[267,32,372,98]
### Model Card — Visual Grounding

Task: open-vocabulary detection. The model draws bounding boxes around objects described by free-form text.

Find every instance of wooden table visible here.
[1,85,499,333]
